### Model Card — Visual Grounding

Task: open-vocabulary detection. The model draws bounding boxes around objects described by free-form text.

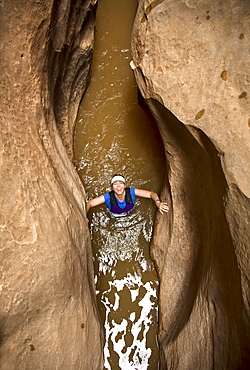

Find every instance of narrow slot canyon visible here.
[73,0,166,368]
[0,0,250,369]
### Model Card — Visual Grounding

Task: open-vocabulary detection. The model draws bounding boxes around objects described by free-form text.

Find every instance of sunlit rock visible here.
[0,0,103,368]
[132,0,250,368]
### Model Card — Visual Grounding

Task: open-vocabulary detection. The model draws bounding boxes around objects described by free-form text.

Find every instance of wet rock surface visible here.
[0,0,103,369]
[132,0,250,368]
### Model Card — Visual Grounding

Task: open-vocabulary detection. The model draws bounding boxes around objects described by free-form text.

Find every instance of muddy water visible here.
[73,0,165,368]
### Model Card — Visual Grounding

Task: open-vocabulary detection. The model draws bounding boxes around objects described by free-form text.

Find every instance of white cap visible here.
[111,175,126,185]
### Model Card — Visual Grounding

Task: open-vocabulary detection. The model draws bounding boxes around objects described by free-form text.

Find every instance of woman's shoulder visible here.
[128,188,136,202]
[103,192,111,201]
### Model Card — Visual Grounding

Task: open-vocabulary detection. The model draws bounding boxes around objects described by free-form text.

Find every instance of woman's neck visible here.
[115,191,125,202]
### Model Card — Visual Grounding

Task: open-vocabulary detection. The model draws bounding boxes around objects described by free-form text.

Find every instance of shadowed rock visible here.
[0,0,103,369]
[131,0,250,368]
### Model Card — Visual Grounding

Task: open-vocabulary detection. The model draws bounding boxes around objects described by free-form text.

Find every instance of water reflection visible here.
[91,208,152,273]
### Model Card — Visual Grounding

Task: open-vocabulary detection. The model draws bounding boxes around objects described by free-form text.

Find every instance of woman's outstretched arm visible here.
[86,195,105,214]
[135,188,169,214]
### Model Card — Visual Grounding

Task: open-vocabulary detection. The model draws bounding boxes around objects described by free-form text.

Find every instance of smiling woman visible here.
[87,174,169,216]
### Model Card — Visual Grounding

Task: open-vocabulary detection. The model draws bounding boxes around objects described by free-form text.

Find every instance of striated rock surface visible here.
[0,0,103,369]
[131,0,250,368]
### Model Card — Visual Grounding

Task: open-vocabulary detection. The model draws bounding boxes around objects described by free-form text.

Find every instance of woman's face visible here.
[112,181,125,196]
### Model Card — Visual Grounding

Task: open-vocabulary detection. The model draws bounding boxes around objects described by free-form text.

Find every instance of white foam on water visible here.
[130,288,139,302]
[100,271,158,369]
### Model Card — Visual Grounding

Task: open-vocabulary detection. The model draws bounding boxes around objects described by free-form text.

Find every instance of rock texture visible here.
[0,0,103,369]
[131,0,250,369]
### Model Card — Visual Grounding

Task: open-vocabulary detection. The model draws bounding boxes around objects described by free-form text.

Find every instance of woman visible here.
[86,174,169,216]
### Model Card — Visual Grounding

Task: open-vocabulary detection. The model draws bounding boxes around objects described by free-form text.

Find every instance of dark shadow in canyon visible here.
[147,98,249,368]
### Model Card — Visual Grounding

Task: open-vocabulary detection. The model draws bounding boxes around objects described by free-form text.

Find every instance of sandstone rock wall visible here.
[0,0,103,369]
[1,0,250,368]
[131,0,250,368]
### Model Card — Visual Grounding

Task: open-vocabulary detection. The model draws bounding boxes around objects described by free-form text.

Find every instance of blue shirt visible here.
[103,188,136,211]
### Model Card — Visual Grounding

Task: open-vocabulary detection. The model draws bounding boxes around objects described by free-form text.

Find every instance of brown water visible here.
[73,0,166,368]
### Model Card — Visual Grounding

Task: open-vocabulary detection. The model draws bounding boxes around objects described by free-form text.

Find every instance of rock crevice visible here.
[0,1,103,369]
[132,1,250,368]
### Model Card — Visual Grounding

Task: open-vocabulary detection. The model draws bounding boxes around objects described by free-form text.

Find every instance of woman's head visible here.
[111,174,126,194]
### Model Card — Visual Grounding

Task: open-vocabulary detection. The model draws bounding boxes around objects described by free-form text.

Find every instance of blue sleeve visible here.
[103,193,111,210]
[130,188,136,204]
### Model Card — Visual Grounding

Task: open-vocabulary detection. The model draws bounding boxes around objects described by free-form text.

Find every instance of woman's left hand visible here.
[156,201,169,214]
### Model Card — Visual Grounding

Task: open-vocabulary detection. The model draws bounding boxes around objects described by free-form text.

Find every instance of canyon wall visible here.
[1,0,249,369]
[0,0,103,369]
[131,0,250,369]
